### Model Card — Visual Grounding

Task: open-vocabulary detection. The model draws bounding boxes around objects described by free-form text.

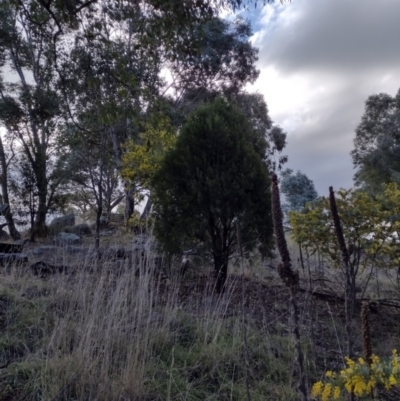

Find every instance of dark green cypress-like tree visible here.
[152,98,273,293]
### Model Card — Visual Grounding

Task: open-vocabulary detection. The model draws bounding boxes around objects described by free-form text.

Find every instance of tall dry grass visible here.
[0,240,305,401]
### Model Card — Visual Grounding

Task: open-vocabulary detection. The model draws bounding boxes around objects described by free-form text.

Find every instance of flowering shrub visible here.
[312,350,400,400]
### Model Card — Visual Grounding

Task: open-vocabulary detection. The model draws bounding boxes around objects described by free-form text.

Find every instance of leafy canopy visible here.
[351,88,400,193]
[122,112,177,193]
[152,97,273,266]
[280,168,318,213]
[290,185,400,274]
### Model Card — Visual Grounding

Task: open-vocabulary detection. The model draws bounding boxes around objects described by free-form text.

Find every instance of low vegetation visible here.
[0,229,399,401]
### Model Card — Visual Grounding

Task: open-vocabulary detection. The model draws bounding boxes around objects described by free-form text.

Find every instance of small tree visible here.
[280,168,318,214]
[280,168,318,269]
[290,186,400,305]
[122,111,177,222]
[351,89,400,193]
[152,98,273,293]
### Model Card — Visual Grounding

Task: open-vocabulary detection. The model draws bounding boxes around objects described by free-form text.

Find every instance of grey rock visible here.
[32,246,59,256]
[14,238,29,246]
[49,214,75,234]
[65,245,86,254]
[0,204,9,216]
[0,253,28,266]
[53,232,82,246]
[0,230,10,241]
[64,224,92,236]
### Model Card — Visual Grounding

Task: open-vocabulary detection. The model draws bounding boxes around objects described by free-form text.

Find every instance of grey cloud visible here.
[284,138,354,195]
[246,0,400,192]
[256,0,400,75]
[276,74,397,193]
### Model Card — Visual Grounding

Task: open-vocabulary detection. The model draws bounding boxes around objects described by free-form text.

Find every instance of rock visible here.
[65,245,86,254]
[64,224,92,236]
[32,246,59,256]
[0,253,28,266]
[0,204,9,216]
[0,230,10,241]
[53,232,82,246]
[14,238,29,246]
[49,214,75,234]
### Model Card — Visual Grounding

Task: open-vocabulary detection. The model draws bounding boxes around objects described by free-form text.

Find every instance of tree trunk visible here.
[33,150,48,237]
[0,136,21,240]
[329,186,354,359]
[140,194,152,220]
[214,250,229,294]
[111,131,135,224]
[124,181,135,223]
[95,204,102,251]
[35,190,48,237]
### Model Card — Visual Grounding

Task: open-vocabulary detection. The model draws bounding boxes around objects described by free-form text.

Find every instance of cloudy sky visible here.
[236,0,400,195]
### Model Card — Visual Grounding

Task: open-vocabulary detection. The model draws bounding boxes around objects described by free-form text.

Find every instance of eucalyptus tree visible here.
[0,134,20,239]
[63,117,124,220]
[280,168,318,213]
[168,17,260,102]
[14,0,278,30]
[8,155,38,241]
[280,168,318,268]
[65,2,264,221]
[0,0,278,230]
[61,0,165,222]
[352,88,400,193]
[0,1,70,235]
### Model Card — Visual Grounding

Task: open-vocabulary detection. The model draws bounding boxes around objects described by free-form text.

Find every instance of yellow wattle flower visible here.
[333,386,341,400]
[367,377,376,392]
[389,374,397,386]
[311,381,324,397]
[321,383,332,401]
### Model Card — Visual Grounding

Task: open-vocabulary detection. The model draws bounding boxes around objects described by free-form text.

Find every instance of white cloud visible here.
[244,0,400,194]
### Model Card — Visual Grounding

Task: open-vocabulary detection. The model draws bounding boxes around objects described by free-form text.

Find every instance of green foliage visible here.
[0,0,70,232]
[169,17,259,93]
[312,352,400,400]
[174,90,287,171]
[351,88,400,193]
[122,114,177,192]
[152,97,273,290]
[280,168,318,213]
[148,315,297,401]
[290,184,400,273]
